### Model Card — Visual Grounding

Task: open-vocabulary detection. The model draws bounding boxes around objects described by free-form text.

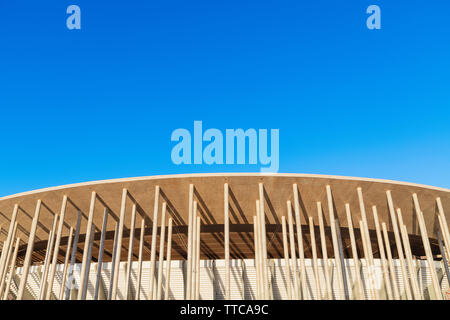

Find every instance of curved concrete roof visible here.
[0,173,448,263]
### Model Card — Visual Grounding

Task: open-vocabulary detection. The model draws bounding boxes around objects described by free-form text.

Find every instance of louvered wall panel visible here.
[271,259,290,300]
[199,260,214,300]
[166,261,186,300]
[9,258,448,300]
[213,260,243,300]
[242,260,257,300]
[303,262,316,300]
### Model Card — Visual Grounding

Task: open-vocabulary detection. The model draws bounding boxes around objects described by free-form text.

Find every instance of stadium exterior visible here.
[0,173,448,300]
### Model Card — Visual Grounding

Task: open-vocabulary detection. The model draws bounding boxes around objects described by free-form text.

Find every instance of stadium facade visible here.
[0,173,448,300]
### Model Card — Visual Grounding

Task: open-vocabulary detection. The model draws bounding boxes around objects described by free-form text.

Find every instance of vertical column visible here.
[437,230,450,287]
[436,198,450,261]
[381,223,400,300]
[156,203,167,300]
[281,216,292,300]
[39,213,59,299]
[149,186,161,300]
[191,201,198,299]
[108,222,120,300]
[335,218,350,300]
[317,202,332,300]
[111,188,128,300]
[94,208,108,300]
[309,216,322,300]
[186,184,194,300]
[345,204,364,300]
[412,193,442,300]
[292,184,307,299]
[256,200,265,299]
[255,201,264,299]
[372,206,393,300]
[287,201,299,299]
[195,216,201,300]
[258,184,269,299]
[253,215,260,299]
[224,183,230,300]
[60,226,74,300]
[401,224,422,299]
[396,208,422,300]
[0,222,18,297]
[78,192,96,300]
[326,185,345,299]
[0,204,18,285]
[125,204,137,300]
[359,220,375,299]
[438,215,450,263]
[136,218,145,300]
[82,224,95,299]
[164,218,173,300]
[17,199,42,300]
[357,187,379,300]
[46,195,68,300]
[386,190,412,300]
[3,237,20,300]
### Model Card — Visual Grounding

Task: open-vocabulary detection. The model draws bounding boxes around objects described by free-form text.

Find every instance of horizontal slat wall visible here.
[242,259,257,300]
[214,260,244,300]
[199,260,214,300]
[8,258,449,300]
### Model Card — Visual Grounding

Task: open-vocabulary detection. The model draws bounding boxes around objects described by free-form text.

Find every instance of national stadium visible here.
[0,173,448,300]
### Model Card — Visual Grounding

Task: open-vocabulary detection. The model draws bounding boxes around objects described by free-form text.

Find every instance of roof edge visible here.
[1,172,449,202]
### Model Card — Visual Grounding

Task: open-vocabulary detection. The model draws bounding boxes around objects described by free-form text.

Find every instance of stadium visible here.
[0,173,448,300]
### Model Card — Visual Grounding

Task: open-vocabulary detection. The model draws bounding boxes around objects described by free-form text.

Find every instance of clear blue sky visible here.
[1,1,449,197]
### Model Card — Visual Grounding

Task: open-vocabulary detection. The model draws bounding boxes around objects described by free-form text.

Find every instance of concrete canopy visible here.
[0,173,448,264]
